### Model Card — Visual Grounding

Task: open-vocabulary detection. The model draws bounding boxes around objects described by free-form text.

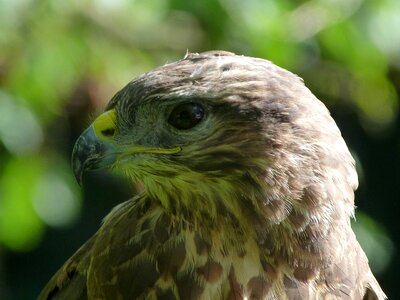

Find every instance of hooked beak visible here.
[71,125,116,185]
[71,108,182,185]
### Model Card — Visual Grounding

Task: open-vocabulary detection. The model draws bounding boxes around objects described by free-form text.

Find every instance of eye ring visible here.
[168,103,204,130]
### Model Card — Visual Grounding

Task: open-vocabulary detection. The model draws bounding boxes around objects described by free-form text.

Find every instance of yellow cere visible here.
[92,109,117,141]
[92,108,182,155]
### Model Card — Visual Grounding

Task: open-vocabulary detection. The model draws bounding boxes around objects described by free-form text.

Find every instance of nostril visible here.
[101,128,115,137]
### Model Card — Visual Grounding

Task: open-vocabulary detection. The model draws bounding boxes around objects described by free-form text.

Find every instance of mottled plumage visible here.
[39,51,386,299]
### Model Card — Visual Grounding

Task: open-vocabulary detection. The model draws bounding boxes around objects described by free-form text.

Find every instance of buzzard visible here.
[39,51,386,299]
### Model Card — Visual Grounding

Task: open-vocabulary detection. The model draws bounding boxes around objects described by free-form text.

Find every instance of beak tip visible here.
[75,171,83,186]
[71,125,116,185]
[72,153,84,186]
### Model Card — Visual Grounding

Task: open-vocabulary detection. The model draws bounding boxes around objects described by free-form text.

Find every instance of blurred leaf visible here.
[0,91,43,155]
[0,155,81,251]
[0,157,44,251]
[352,71,398,131]
[352,212,394,275]
[32,155,82,228]
[365,0,400,67]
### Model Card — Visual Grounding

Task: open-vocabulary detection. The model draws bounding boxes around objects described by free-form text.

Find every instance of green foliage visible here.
[352,212,394,275]
[0,157,44,251]
[0,154,81,251]
[0,0,398,297]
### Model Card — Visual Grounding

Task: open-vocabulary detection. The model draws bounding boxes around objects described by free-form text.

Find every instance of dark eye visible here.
[168,103,204,130]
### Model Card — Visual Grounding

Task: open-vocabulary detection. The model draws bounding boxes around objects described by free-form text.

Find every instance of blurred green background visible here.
[0,0,399,299]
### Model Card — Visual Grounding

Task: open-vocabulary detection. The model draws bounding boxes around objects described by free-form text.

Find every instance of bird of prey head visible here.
[40,51,385,300]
